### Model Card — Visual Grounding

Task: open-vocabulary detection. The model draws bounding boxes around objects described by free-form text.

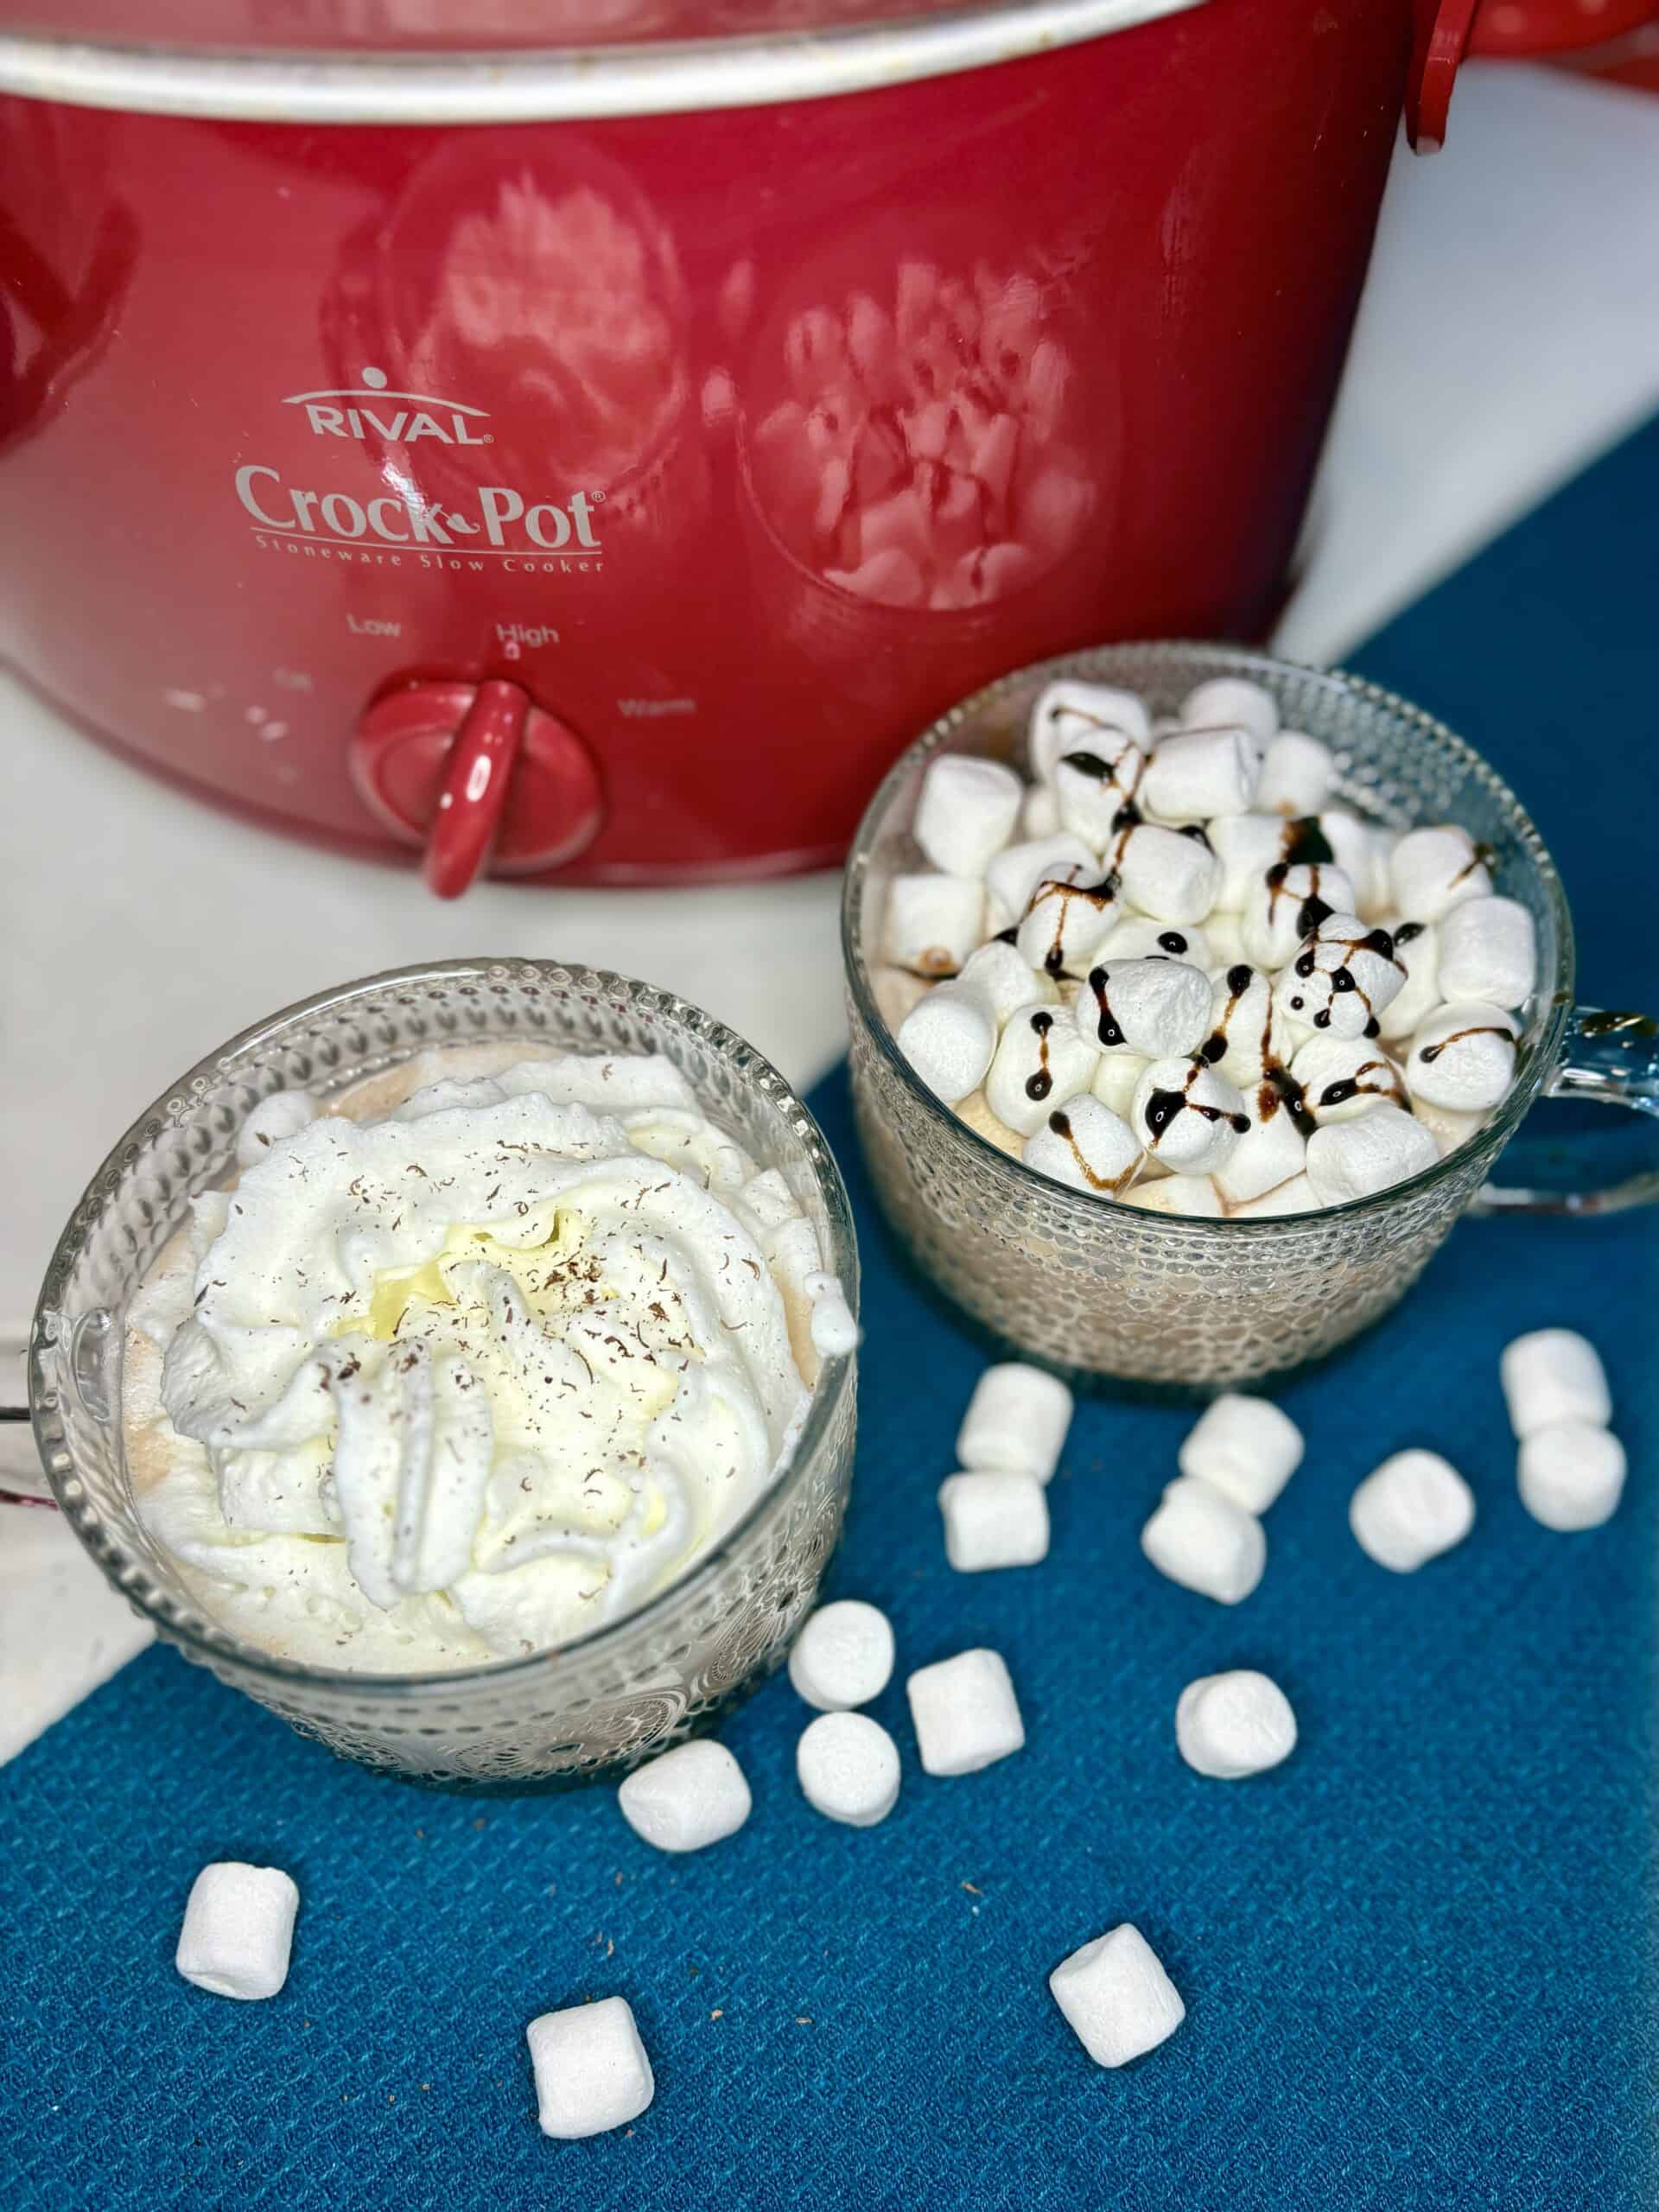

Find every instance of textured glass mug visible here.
[16,961,859,1784]
[844,643,1659,1388]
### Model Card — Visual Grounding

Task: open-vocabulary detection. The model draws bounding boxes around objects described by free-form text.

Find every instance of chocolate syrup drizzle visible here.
[1419,1022,1513,1065]
[1142,1058,1250,1143]
[1281,924,1402,1033]
[1024,1010,1057,1100]
[1046,1109,1139,1194]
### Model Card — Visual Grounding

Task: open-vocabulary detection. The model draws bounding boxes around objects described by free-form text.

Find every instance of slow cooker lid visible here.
[0,0,1205,118]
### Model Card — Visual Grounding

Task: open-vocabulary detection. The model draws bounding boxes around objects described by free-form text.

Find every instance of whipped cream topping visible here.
[124,1051,844,1671]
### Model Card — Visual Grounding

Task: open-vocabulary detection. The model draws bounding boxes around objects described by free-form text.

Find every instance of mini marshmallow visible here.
[1288,1033,1408,1124]
[1178,1394,1304,1513]
[1141,1475,1266,1603]
[1074,957,1211,1059]
[1230,1172,1320,1217]
[788,1599,895,1712]
[617,1738,752,1853]
[1319,810,1395,920]
[175,1862,300,2001]
[1255,731,1335,817]
[1349,1449,1474,1571]
[1305,1105,1437,1205]
[1090,913,1213,968]
[1024,1096,1143,1197]
[1113,823,1223,925]
[985,834,1096,932]
[1241,861,1357,971]
[906,1647,1025,1777]
[1405,1001,1518,1112]
[1375,919,1442,1041]
[1211,1094,1306,1207]
[938,1469,1051,1570]
[883,871,984,976]
[896,984,996,1104]
[913,753,1023,877]
[1203,906,1246,969]
[1175,1670,1297,1779]
[956,1087,1025,1159]
[1436,895,1536,1010]
[1516,1422,1628,1532]
[957,1360,1073,1484]
[1123,1173,1224,1217]
[797,1711,901,1827]
[1389,823,1492,922]
[1016,870,1123,980]
[806,1271,860,1360]
[1181,675,1279,746]
[526,1996,654,2139]
[1274,914,1406,1041]
[1204,962,1292,1087]
[957,937,1059,1027]
[1020,781,1061,837]
[1142,726,1258,823]
[1131,1057,1249,1175]
[1500,1328,1612,1437]
[235,1090,318,1169]
[1050,1923,1185,2069]
[986,1003,1101,1136]
[1209,812,1289,912]
[1411,1097,1486,1158]
[1029,677,1153,783]
[1054,734,1147,849]
[1090,1046,1150,1117]
[871,964,932,1033]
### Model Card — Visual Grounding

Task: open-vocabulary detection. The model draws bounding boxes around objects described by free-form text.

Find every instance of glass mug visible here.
[8,962,859,1784]
[843,643,1659,1388]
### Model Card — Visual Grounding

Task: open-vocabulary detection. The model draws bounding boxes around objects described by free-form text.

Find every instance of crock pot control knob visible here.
[350,678,604,899]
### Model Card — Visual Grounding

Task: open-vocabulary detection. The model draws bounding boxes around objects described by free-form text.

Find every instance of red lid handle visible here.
[421,677,529,899]
[1408,0,1658,151]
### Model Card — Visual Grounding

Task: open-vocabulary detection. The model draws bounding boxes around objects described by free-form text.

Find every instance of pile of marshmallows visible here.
[168,1338,1623,2131]
[880,674,1535,1217]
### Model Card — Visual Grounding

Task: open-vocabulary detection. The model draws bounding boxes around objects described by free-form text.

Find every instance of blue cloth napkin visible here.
[3,420,1656,2212]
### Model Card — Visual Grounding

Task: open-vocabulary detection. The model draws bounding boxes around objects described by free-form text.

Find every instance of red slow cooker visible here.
[0,0,1589,894]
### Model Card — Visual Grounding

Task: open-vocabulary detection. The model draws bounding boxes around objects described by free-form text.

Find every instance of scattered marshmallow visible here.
[1319,810,1395,920]
[1211,1093,1307,1207]
[1177,1394,1303,1514]
[1141,1475,1266,1603]
[1255,730,1334,817]
[1209,811,1289,911]
[883,871,984,976]
[617,1738,752,1853]
[1029,677,1152,783]
[1389,824,1492,922]
[1410,1096,1487,1158]
[1181,675,1278,746]
[1204,963,1292,1088]
[1175,1670,1298,1779]
[1435,895,1535,1010]
[906,1648,1025,1777]
[1349,1449,1474,1571]
[1516,1423,1628,1531]
[896,984,996,1104]
[938,1470,1051,1571]
[1142,726,1258,823]
[1501,1328,1612,1438]
[788,1599,895,1712]
[1305,1106,1438,1205]
[1024,1096,1142,1197]
[175,1862,300,2001]
[1122,1173,1224,1217]
[805,1271,860,1360]
[1054,734,1147,848]
[986,1003,1102,1136]
[1289,1032,1407,1124]
[526,1995,654,2139]
[797,1712,902,1827]
[957,1361,1073,1484]
[1090,913,1212,967]
[1050,1923,1185,2069]
[1274,914,1405,1040]
[1074,957,1211,1059]
[1090,1048,1150,1118]
[1405,1001,1518,1112]
[1228,1172,1320,1217]
[914,754,1023,878]
[1242,861,1357,971]
[1020,781,1062,838]
[1131,1058,1249,1175]
[235,1090,318,1170]
[957,937,1058,1027]
[1114,822,1223,925]
[1016,870,1122,980]
[985,832,1096,932]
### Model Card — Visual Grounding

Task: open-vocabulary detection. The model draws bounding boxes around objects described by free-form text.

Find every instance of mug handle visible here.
[1475,1006,1659,1216]
[1,1332,53,1507]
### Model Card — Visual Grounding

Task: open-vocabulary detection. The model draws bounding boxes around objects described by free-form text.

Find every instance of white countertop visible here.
[5,63,1659,1764]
